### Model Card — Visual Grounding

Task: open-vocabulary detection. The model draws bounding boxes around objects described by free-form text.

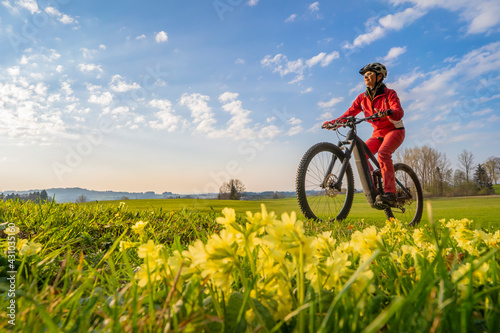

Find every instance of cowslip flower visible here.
[119,241,137,252]
[137,240,163,264]
[452,260,491,298]
[4,225,20,236]
[131,221,148,236]
[19,241,42,256]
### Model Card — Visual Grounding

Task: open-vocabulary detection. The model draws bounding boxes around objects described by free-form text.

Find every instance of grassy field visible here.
[1,198,499,332]
[88,193,500,231]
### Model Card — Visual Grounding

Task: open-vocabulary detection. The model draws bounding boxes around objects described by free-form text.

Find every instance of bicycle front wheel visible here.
[384,163,423,226]
[296,142,355,222]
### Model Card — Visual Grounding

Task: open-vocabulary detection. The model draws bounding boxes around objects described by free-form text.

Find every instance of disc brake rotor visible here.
[323,174,340,198]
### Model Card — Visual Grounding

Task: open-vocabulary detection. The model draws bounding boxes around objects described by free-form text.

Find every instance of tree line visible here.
[396,147,499,197]
[1,190,50,203]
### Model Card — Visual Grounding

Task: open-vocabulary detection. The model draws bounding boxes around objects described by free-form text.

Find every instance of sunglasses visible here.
[364,72,375,78]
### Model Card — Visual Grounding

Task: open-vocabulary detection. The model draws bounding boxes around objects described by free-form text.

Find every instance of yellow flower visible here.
[131,221,148,236]
[216,207,236,226]
[452,260,491,298]
[5,225,20,235]
[16,239,28,252]
[135,263,162,287]
[119,241,136,252]
[137,240,163,266]
[19,241,42,256]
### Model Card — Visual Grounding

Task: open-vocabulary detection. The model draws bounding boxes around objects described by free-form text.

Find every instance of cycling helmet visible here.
[359,63,387,79]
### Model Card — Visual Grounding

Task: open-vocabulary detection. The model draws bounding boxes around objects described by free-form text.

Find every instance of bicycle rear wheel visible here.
[384,163,423,226]
[296,142,355,222]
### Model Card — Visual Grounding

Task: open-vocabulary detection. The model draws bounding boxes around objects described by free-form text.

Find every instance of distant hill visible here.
[1,188,297,203]
[1,188,178,203]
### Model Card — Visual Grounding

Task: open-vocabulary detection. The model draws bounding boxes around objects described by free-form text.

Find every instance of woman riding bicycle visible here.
[323,63,405,207]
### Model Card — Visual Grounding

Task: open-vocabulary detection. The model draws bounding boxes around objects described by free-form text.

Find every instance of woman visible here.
[323,63,405,206]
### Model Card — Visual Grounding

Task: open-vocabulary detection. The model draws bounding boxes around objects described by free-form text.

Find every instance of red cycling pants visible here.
[365,129,405,194]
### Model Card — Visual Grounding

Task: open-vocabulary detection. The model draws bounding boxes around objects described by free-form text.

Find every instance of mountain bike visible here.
[295,112,423,226]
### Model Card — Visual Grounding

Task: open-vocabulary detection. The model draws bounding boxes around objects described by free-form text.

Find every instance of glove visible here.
[322,118,346,129]
[374,109,393,119]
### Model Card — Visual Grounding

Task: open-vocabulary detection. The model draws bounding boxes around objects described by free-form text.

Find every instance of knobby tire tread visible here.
[296,142,355,222]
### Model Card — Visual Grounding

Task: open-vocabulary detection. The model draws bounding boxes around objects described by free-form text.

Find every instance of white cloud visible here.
[343,7,426,49]
[235,58,245,65]
[88,92,113,106]
[379,46,407,64]
[288,117,303,125]
[155,31,168,43]
[287,117,304,136]
[285,14,297,23]
[390,0,500,34]
[219,92,240,103]
[309,2,319,12]
[219,92,254,139]
[45,6,78,25]
[109,75,141,92]
[149,99,181,131]
[288,126,303,136]
[261,51,339,83]
[318,97,344,109]
[306,51,339,67]
[392,41,500,127]
[5,66,20,76]
[136,34,146,40]
[301,87,313,94]
[179,93,218,134]
[16,0,39,14]
[77,63,103,73]
[248,0,259,6]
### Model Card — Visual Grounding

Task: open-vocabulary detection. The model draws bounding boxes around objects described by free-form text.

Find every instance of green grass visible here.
[493,184,500,194]
[88,194,500,231]
[1,199,499,332]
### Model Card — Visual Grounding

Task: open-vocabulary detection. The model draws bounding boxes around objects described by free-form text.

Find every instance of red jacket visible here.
[338,85,404,137]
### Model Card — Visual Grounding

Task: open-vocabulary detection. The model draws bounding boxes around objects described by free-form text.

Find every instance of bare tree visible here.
[458,150,475,195]
[75,194,87,203]
[218,179,246,200]
[396,145,451,195]
[458,150,475,183]
[484,156,500,185]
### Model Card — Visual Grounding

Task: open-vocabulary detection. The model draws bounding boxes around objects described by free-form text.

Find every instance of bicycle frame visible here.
[326,127,381,208]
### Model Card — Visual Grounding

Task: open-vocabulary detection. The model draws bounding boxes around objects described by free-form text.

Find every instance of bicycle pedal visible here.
[373,200,387,210]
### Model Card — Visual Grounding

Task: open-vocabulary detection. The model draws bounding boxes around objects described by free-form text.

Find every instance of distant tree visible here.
[458,150,475,195]
[458,150,474,182]
[121,196,130,200]
[40,190,48,202]
[218,179,246,200]
[396,145,451,195]
[474,164,493,194]
[484,156,500,185]
[75,194,88,203]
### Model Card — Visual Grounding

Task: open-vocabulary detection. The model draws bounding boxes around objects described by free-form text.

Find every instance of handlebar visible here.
[323,110,393,130]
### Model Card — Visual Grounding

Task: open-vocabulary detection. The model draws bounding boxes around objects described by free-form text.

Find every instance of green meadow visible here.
[88,193,500,231]
[1,192,499,332]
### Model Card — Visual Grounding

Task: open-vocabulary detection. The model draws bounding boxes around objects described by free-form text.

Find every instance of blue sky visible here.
[1,0,499,194]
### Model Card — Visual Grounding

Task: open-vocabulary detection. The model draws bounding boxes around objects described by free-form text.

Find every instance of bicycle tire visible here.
[296,142,355,222]
[384,163,423,226]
